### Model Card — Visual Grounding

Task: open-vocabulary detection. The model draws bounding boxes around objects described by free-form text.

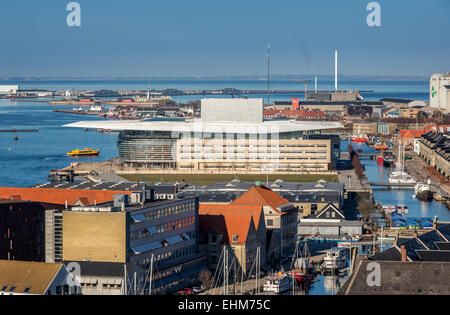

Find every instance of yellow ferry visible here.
[67,148,100,156]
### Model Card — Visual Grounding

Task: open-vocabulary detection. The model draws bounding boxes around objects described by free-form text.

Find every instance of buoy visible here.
[14,136,18,141]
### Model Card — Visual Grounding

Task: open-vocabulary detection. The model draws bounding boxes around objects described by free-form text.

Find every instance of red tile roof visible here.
[199,204,264,231]
[199,214,254,245]
[231,185,291,214]
[0,187,134,206]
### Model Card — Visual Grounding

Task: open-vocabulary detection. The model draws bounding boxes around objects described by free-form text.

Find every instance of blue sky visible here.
[1,0,449,77]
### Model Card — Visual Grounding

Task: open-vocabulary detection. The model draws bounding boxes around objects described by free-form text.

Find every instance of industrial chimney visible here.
[334,50,338,92]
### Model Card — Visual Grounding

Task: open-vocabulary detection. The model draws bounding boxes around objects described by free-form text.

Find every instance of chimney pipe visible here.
[334,50,338,92]
[315,76,317,93]
[400,245,407,262]
[65,200,68,210]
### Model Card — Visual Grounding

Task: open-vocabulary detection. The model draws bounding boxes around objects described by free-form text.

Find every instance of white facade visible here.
[0,85,19,95]
[430,73,450,114]
[201,98,264,123]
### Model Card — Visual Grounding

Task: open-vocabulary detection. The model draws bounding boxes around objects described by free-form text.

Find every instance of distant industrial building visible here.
[430,73,450,114]
[0,85,19,95]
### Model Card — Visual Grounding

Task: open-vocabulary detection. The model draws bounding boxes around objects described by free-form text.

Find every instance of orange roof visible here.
[199,204,263,231]
[231,185,291,214]
[199,214,254,245]
[0,187,134,206]
[399,129,424,139]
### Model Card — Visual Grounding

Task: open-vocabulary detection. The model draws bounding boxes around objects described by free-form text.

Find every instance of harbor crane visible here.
[291,79,312,100]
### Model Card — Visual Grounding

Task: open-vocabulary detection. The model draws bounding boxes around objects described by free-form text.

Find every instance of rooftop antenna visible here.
[267,44,270,106]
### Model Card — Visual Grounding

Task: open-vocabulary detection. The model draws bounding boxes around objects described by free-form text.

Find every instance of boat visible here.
[383,151,395,167]
[374,143,388,150]
[376,155,384,164]
[323,247,348,271]
[67,148,100,156]
[395,204,409,214]
[262,273,292,294]
[388,140,416,187]
[288,241,315,283]
[351,136,367,143]
[414,179,433,201]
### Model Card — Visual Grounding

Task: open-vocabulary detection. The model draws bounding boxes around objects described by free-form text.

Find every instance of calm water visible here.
[0,78,432,189]
[0,79,443,295]
[345,141,450,221]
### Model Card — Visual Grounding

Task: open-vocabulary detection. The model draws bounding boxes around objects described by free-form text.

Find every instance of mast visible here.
[267,44,270,106]
[149,254,154,295]
[123,264,127,295]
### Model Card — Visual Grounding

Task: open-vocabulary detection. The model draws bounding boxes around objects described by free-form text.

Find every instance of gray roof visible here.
[63,261,144,278]
[369,223,450,262]
[339,260,450,295]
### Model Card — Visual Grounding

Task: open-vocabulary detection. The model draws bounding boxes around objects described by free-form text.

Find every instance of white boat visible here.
[388,140,416,187]
[395,204,409,214]
[262,274,292,294]
[414,179,433,201]
[323,247,348,271]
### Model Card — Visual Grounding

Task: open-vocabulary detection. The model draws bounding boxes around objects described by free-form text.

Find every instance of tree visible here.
[198,269,213,289]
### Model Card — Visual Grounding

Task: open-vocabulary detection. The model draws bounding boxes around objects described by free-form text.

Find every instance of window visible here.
[267,219,274,226]
[24,287,30,293]
[1,286,6,291]
[311,204,318,213]
[232,235,239,242]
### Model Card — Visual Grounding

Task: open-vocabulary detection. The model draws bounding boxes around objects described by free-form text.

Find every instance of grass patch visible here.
[120,173,338,185]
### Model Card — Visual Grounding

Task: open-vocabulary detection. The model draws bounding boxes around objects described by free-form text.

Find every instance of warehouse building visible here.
[430,73,450,114]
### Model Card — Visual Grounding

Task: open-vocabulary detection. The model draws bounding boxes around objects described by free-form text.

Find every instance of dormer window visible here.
[232,235,239,242]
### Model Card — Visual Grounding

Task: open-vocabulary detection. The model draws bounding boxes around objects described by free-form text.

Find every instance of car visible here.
[175,288,192,295]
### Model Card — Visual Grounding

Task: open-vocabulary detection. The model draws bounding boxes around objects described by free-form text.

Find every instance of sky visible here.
[0,0,449,78]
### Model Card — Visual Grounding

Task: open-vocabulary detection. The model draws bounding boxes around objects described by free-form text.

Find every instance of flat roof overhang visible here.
[64,120,344,134]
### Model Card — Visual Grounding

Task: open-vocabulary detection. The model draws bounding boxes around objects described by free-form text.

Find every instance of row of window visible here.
[133,202,196,223]
[136,245,196,267]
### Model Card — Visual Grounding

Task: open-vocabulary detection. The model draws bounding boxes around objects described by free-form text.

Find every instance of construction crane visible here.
[291,79,312,100]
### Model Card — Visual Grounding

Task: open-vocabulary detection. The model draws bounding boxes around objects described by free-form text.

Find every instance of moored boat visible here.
[262,273,292,294]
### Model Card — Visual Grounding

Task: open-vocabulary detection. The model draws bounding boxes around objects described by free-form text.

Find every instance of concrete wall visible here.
[63,211,127,263]
[201,98,264,123]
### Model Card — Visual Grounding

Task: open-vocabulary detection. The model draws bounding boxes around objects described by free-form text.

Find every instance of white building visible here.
[0,85,19,95]
[430,73,450,114]
[65,98,344,173]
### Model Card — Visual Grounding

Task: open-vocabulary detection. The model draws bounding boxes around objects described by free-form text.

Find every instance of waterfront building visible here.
[339,223,450,295]
[231,185,298,262]
[65,98,343,173]
[297,203,363,237]
[430,73,450,114]
[0,85,19,95]
[199,203,266,269]
[199,212,259,276]
[0,260,81,295]
[418,132,450,179]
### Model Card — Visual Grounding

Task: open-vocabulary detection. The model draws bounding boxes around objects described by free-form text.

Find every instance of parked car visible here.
[175,288,192,295]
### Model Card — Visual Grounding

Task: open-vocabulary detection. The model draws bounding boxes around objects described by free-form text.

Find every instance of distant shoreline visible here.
[0,75,430,82]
